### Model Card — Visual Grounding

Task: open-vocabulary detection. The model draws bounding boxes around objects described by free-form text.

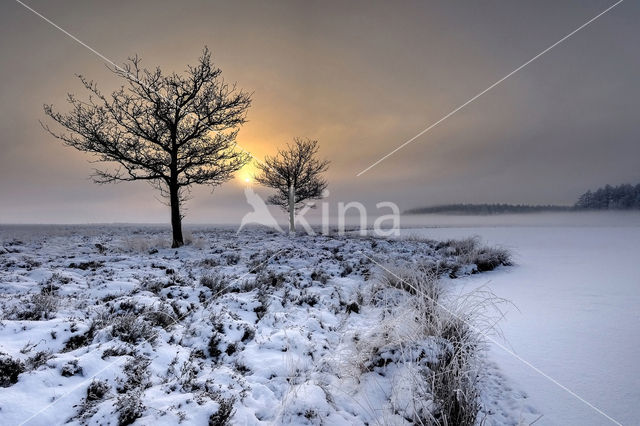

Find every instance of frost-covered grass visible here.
[0,225,513,425]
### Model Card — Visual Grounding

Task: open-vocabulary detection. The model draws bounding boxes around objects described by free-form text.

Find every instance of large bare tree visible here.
[43,48,251,247]
[255,138,329,233]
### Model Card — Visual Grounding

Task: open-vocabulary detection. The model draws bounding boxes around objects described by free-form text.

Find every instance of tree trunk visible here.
[170,184,184,248]
[288,184,295,234]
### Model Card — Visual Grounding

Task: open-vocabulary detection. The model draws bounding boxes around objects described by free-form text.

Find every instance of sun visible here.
[237,162,257,184]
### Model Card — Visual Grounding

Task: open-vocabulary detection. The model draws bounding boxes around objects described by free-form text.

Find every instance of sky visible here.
[0,0,638,224]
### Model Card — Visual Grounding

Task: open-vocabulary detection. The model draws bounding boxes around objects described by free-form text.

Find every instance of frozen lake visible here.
[401,212,640,425]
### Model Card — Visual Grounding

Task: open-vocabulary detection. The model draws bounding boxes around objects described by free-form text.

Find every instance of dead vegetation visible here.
[355,259,509,425]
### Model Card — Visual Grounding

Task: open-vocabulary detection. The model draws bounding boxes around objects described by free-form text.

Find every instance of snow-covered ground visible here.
[0,225,519,426]
[2,213,635,426]
[401,212,640,425]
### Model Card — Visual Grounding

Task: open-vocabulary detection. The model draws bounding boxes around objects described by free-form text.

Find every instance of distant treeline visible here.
[404,204,570,215]
[405,183,640,215]
[575,183,640,210]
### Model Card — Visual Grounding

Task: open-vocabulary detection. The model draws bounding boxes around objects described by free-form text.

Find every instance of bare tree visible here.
[255,138,329,233]
[43,47,251,247]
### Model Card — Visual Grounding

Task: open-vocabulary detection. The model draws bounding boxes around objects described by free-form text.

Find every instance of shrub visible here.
[19,256,41,269]
[208,395,235,426]
[200,257,220,267]
[26,350,52,370]
[225,343,237,356]
[16,293,58,320]
[64,323,97,352]
[346,302,360,314]
[110,314,155,345]
[102,346,133,359]
[68,260,104,270]
[61,359,83,377]
[437,237,479,259]
[41,272,69,294]
[296,293,318,307]
[140,277,166,294]
[339,262,353,277]
[86,379,110,401]
[117,357,150,393]
[472,246,512,272]
[116,390,145,426]
[208,332,222,360]
[200,273,229,294]
[75,379,112,421]
[247,249,279,274]
[253,290,270,322]
[0,354,24,387]
[224,253,241,265]
[254,269,285,289]
[310,268,330,284]
[144,308,176,330]
[241,326,255,343]
[436,237,512,273]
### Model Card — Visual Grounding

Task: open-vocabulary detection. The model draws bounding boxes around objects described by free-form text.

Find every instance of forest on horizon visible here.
[405,183,640,215]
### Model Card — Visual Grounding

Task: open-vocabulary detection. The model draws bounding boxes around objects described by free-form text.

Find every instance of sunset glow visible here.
[237,162,257,185]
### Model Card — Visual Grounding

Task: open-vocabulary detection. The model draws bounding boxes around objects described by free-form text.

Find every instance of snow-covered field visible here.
[0,225,518,426]
[401,212,640,426]
[1,213,635,426]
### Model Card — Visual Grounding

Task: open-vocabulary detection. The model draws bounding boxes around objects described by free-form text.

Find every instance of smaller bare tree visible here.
[255,138,329,233]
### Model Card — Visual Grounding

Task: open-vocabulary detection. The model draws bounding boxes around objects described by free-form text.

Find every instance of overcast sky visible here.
[1,0,638,224]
